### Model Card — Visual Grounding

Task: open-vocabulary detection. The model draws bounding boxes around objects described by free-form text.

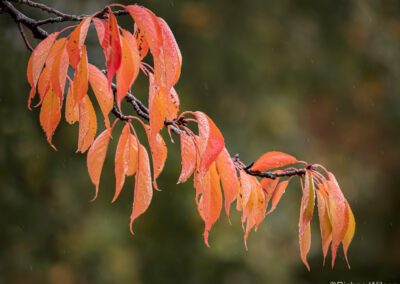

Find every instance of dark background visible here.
[1,0,399,283]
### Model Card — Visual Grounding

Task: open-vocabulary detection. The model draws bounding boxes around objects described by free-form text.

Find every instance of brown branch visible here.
[1,0,309,181]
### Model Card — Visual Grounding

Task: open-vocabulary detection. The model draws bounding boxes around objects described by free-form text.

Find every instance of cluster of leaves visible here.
[25,4,355,270]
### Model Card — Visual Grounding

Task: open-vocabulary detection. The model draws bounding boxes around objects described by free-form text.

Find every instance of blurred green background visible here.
[1,0,400,283]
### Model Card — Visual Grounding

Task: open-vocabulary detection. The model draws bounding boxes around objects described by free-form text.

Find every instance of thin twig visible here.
[18,21,33,50]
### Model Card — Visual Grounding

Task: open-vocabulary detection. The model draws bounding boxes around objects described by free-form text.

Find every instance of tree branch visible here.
[0,0,310,181]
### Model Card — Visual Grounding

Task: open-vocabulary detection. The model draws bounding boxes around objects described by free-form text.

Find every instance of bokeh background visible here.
[1,0,400,283]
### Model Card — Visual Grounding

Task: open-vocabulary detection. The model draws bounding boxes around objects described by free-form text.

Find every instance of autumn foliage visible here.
[25,4,355,270]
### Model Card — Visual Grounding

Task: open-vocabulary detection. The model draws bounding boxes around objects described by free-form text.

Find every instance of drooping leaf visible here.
[130,143,153,234]
[113,123,131,202]
[73,45,89,106]
[36,66,51,107]
[65,81,79,124]
[92,18,110,60]
[77,95,97,153]
[237,170,252,211]
[126,5,162,56]
[194,111,224,175]
[197,163,222,247]
[87,128,111,200]
[27,32,58,108]
[178,132,197,183]
[126,133,139,176]
[251,151,297,172]
[215,147,238,219]
[342,200,355,268]
[39,88,61,150]
[148,73,167,139]
[267,178,292,214]
[166,87,180,120]
[116,30,140,109]
[260,175,281,210]
[134,24,149,59]
[144,124,167,190]
[299,221,312,271]
[88,64,113,129]
[316,187,332,265]
[66,17,91,69]
[50,44,69,102]
[107,11,122,85]
[326,172,348,268]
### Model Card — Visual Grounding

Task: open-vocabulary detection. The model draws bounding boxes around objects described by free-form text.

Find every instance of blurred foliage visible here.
[1,0,400,283]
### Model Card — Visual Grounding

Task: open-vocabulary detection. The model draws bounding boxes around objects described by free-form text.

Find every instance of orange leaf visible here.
[87,128,111,200]
[39,88,61,150]
[126,133,139,176]
[194,111,224,175]
[144,125,167,190]
[134,24,149,59]
[342,200,355,268]
[73,45,88,106]
[260,175,280,210]
[148,73,167,138]
[251,151,297,172]
[130,143,153,234]
[178,133,196,183]
[27,32,58,108]
[107,11,122,85]
[326,172,348,268]
[299,170,315,235]
[92,18,110,60]
[116,30,140,109]
[166,87,180,120]
[65,81,79,124]
[114,123,131,202]
[216,147,238,219]
[156,17,182,91]
[197,163,222,247]
[66,17,91,69]
[50,44,69,102]
[299,221,311,271]
[77,95,97,153]
[267,178,292,214]
[237,170,251,211]
[316,188,332,265]
[126,5,162,56]
[36,66,51,107]
[88,64,113,129]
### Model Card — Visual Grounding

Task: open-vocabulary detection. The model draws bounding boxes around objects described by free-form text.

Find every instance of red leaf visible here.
[87,128,111,200]
[126,5,162,56]
[251,151,297,172]
[134,24,149,59]
[215,147,238,219]
[196,163,222,247]
[299,221,311,271]
[178,133,196,183]
[260,175,280,210]
[194,111,224,175]
[36,66,51,107]
[39,88,61,150]
[73,45,89,106]
[88,64,113,129]
[92,18,110,61]
[107,11,122,85]
[126,133,139,176]
[27,32,58,108]
[77,95,97,153]
[130,143,153,234]
[66,17,91,69]
[116,30,140,109]
[166,87,180,120]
